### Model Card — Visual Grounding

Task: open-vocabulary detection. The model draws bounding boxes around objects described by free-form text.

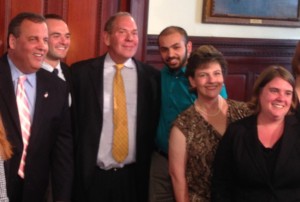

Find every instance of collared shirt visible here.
[8,56,36,122]
[41,61,66,81]
[97,53,137,170]
[155,66,196,154]
[155,66,228,154]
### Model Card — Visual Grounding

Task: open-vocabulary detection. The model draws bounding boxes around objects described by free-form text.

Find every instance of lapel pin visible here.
[44,92,49,98]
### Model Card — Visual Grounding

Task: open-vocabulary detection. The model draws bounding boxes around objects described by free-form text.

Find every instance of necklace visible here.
[194,96,223,117]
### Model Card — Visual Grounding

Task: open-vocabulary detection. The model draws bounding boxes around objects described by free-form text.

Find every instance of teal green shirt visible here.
[155,66,227,154]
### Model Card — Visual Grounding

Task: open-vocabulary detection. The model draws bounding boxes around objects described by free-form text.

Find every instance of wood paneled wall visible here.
[1,0,298,102]
[0,0,149,65]
[145,35,298,102]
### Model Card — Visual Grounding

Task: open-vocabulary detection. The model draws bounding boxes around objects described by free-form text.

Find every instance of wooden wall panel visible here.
[0,0,149,65]
[145,35,298,101]
[225,74,247,101]
[10,0,44,15]
[44,0,68,19]
[0,0,6,53]
[66,0,99,64]
[130,0,149,61]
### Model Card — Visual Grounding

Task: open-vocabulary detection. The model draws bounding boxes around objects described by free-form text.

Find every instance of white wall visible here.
[148,0,300,39]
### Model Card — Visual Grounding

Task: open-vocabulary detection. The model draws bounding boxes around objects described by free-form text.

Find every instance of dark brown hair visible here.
[185,45,227,78]
[44,13,64,21]
[158,26,188,46]
[7,12,46,48]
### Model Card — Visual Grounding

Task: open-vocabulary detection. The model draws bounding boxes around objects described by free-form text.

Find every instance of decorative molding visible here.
[147,35,297,58]
[146,35,298,101]
[96,0,103,55]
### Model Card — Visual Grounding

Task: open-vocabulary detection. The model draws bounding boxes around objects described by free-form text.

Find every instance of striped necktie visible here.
[16,75,31,178]
[112,64,128,163]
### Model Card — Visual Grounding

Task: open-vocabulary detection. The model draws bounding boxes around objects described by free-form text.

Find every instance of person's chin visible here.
[168,65,182,71]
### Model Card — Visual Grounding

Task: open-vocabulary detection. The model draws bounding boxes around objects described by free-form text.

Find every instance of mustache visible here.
[166,57,178,62]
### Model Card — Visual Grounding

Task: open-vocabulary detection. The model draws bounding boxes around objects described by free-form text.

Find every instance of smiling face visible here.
[45,18,70,63]
[259,77,293,121]
[104,15,138,64]
[158,32,192,71]
[189,61,224,100]
[8,19,48,74]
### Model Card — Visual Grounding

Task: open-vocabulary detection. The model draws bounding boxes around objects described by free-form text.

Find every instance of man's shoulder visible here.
[134,58,160,76]
[70,55,105,70]
[60,61,69,69]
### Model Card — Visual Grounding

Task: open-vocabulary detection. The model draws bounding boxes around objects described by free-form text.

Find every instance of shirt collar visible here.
[7,55,36,87]
[41,61,62,72]
[105,53,135,69]
[162,65,186,76]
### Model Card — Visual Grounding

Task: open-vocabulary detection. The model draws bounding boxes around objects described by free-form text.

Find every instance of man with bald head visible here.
[71,12,160,202]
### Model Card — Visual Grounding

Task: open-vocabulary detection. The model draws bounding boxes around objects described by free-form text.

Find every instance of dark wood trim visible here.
[130,0,149,61]
[146,35,298,101]
[44,0,69,19]
[97,0,119,56]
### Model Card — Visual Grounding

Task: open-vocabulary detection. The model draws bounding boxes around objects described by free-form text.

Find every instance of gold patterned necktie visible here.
[112,64,128,163]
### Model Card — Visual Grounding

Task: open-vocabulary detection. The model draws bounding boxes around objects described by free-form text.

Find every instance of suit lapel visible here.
[29,71,49,144]
[61,63,72,86]
[88,57,104,113]
[134,59,147,153]
[0,56,22,135]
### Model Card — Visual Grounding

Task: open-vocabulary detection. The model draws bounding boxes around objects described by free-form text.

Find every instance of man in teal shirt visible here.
[149,26,227,202]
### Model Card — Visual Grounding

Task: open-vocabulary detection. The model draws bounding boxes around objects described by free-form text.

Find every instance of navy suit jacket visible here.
[0,55,73,202]
[70,54,160,201]
[212,114,300,202]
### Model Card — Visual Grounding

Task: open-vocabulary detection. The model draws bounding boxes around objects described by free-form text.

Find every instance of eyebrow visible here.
[160,42,181,49]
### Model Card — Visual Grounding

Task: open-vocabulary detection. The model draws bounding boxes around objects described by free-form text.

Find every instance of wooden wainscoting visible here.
[145,35,298,102]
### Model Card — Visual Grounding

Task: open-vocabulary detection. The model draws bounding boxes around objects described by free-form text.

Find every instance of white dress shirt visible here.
[97,54,138,170]
[41,61,66,81]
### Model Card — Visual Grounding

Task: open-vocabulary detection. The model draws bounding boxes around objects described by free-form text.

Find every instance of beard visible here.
[164,47,188,72]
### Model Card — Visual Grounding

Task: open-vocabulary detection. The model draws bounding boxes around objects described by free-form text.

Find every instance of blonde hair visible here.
[0,117,12,160]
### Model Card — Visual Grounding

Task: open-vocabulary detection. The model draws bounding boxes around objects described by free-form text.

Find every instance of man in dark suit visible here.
[0,12,73,202]
[71,12,160,202]
[41,14,73,202]
[42,14,72,106]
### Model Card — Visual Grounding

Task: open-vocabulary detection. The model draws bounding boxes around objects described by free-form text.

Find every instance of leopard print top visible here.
[174,99,252,202]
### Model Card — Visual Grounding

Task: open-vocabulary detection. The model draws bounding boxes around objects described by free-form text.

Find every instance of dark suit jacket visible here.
[0,55,74,202]
[212,115,300,202]
[61,62,73,97]
[70,54,160,201]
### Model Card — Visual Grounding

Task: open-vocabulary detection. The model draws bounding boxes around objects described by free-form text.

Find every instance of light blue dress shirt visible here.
[7,56,36,121]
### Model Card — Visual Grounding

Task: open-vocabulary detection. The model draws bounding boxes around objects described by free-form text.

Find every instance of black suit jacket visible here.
[61,62,73,97]
[0,55,74,202]
[70,54,160,201]
[212,115,300,202]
